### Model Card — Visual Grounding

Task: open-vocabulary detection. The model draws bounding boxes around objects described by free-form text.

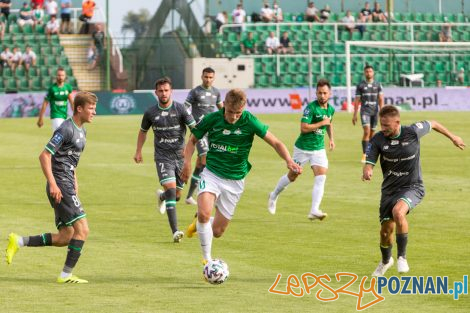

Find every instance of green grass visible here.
[0,112,469,313]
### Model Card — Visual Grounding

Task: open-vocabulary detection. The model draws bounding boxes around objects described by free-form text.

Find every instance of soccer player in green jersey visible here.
[6,91,97,284]
[268,79,335,220]
[181,89,302,263]
[37,67,74,131]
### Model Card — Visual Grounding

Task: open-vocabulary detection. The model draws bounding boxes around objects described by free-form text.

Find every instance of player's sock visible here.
[187,166,204,199]
[396,233,408,258]
[380,244,393,264]
[62,238,85,276]
[164,188,178,233]
[197,221,212,261]
[25,233,52,247]
[272,174,291,197]
[310,175,326,213]
[362,140,369,154]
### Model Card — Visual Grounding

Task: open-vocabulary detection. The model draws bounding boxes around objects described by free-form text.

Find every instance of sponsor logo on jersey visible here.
[110,94,136,114]
[210,143,238,153]
[222,129,231,135]
[391,140,399,145]
[383,145,389,150]
[159,137,179,144]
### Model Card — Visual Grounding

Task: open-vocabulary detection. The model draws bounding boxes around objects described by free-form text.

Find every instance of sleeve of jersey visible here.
[183,105,196,127]
[355,85,361,98]
[365,139,379,166]
[45,127,69,155]
[140,110,152,132]
[300,106,313,123]
[250,113,269,138]
[45,87,52,101]
[411,120,431,139]
[378,83,384,94]
[184,90,194,108]
[190,115,210,140]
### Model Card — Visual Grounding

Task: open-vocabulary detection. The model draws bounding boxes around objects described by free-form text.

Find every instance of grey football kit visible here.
[355,80,383,129]
[366,121,431,223]
[184,85,222,155]
[44,118,87,228]
[140,101,196,187]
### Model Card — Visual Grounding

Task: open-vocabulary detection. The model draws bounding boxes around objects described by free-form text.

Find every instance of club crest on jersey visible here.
[416,122,424,129]
[383,145,389,150]
[234,128,242,135]
[223,129,231,135]
[391,140,399,145]
[161,111,169,116]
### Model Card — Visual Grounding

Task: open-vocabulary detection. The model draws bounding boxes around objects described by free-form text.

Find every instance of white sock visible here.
[18,237,25,247]
[60,271,71,278]
[272,174,291,198]
[310,175,326,214]
[197,221,213,261]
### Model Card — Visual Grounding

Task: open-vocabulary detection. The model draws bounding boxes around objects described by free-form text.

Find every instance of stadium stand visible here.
[216,12,470,88]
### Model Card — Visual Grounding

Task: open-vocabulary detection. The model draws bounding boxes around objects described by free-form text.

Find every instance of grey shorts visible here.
[155,157,184,189]
[361,112,378,130]
[196,136,209,156]
[46,182,86,229]
[379,186,425,224]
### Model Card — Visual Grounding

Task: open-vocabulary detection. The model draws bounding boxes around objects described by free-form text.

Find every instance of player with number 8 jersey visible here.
[5,91,98,284]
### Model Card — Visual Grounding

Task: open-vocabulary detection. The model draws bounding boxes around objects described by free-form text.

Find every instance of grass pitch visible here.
[0,112,469,313]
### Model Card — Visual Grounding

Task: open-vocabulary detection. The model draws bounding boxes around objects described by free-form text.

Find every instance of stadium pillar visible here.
[106,0,111,91]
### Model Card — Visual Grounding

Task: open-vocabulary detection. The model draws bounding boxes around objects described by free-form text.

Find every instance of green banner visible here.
[93,92,156,115]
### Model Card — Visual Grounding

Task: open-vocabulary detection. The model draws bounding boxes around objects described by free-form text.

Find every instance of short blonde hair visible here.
[74,91,98,113]
[224,88,246,109]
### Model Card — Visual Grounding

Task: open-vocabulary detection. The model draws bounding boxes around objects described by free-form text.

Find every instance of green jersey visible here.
[294,100,335,151]
[191,109,268,180]
[45,83,73,119]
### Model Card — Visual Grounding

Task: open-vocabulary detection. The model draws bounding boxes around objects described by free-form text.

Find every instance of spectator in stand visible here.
[11,46,22,72]
[372,2,387,22]
[305,2,320,22]
[214,11,227,33]
[359,1,373,23]
[80,0,96,34]
[1,46,13,69]
[436,79,442,87]
[457,68,465,85]
[0,0,12,20]
[92,24,105,64]
[87,43,96,70]
[33,4,45,25]
[18,2,35,31]
[0,18,5,41]
[319,4,331,22]
[60,0,72,33]
[260,3,273,23]
[44,0,58,18]
[240,31,257,55]
[31,0,44,9]
[279,31,294,54]
[265,31,281,55]
[21,45,37,74]
[342,10,364,39]
[45,14,60,40]
[272,2,283,22]
[439,17,452,42]
[231,3,246,39]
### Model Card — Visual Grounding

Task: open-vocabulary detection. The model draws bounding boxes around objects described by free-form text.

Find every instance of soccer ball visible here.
[203,259,229,285]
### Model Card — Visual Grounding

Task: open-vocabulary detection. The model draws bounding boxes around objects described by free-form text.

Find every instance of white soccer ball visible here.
[203,259,229,285]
